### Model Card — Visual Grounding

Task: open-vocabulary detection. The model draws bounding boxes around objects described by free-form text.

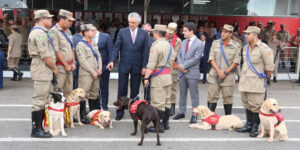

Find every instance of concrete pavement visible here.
[0,78,300,150]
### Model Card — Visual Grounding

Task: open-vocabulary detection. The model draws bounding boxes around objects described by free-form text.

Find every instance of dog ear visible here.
[50,92,55,96]
[71,89,78,95]
[261,99,271,111]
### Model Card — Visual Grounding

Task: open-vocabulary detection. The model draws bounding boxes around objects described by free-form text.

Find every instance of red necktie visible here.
[185,39,190,55]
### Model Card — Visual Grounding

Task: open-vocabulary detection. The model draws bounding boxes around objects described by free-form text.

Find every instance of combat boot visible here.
[224,104,232,115]
[250,112,260,137]
[31,110,52,138]
[236,109,252,133]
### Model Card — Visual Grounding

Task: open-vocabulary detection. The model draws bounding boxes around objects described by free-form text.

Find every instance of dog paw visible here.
[156,142,161,146]
[138,142,143,146]
[70,125,75,128]
[257,134,264,138]
[62,133,68,137]
[109,126,113,129]
[189,124,197,128]
[79,122,84,126]
[100,127,104,129]
[268,138,274,142]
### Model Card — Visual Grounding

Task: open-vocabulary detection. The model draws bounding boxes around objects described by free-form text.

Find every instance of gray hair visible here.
[128,12,141,24]
[142,23,151,29]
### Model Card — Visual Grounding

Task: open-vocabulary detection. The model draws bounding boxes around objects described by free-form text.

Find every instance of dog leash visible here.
[132,82,149,100]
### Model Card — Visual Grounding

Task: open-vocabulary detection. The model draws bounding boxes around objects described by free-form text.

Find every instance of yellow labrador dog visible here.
[66,88,87,128]
[189,105,243,131]
[87,110,113,129]
[258,98,288,142]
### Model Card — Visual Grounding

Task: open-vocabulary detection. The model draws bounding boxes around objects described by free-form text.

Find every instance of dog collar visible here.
[259,111,284,127]
[48,106,65,112]
[66,102,80,106]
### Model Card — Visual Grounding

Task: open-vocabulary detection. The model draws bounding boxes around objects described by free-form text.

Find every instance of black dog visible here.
[113,97,161,146]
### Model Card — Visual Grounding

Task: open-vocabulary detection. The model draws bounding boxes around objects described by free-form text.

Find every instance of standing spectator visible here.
[268,32,282,83]
[107,12,149,121]
[0,27,7,89]
[7,25,23,81]
[232,20,240,35]
[261,21,276,44]
[199,33,212,84]
[277,24,290,70]
[173,22,203,123]
[293,28,300,83]
[92,29,113,111]
[108,22,118,41]
[209,22,217,40]
[2,14,11,36]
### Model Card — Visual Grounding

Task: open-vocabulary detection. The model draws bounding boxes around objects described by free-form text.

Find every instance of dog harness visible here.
[43,104,65,127]
[129,99,149,120]
[90,110,101,125]
[259,111,284,127]
[64,102,80,126]
[202,114,220,130]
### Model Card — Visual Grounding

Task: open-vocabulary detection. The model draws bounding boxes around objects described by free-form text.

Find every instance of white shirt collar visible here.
[130,27,138,35]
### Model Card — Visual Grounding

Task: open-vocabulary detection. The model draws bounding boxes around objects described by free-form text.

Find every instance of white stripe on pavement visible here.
[1,104,300,109]
[0,118,300,123]
[0,137,300,142]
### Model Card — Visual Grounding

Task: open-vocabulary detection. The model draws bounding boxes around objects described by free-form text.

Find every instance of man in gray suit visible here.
[173,22,203,123]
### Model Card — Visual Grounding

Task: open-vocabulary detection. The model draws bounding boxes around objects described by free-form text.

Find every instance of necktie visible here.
[185,39,190,55]
[132,30,136,44]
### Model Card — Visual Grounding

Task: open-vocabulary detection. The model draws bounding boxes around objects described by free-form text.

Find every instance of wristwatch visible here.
[143,77,149,80]
[224,71,229,76]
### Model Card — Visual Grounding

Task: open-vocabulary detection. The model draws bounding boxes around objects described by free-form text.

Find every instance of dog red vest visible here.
[90,110,101,125]
[129,100,149,120]
[202,114,220,130]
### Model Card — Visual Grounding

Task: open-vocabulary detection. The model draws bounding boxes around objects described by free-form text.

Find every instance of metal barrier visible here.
[277,46,299,74]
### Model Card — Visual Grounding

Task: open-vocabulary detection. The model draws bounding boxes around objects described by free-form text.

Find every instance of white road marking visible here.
[1,104,300,109]
[0,118,300,123]
[0,137,299,142]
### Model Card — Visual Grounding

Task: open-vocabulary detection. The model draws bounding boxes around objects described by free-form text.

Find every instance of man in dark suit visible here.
[93,30,114,111]
[107,12,149,120]
[199,33,212,84]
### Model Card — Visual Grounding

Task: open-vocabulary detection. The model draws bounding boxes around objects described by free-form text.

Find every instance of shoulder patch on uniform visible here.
[49,31,55,37]
[268,51,272,56]
[150,49,155,54]
[40,36,45,41]
[78,48,83,55]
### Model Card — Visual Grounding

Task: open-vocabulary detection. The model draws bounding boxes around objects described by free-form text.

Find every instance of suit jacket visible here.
[177,36,203,79]
[95,32,113,71]
[202,40,212,62]
[111,27,149,73]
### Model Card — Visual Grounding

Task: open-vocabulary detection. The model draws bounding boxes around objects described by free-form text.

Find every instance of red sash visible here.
[56,60,73,66]
[152,68,170,77]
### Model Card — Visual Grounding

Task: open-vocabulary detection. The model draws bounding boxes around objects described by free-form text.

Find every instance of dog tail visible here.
[87,110,99,119]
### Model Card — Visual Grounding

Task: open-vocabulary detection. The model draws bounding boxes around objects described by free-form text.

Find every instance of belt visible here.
[152,68,170,77]
[56,60,73,66]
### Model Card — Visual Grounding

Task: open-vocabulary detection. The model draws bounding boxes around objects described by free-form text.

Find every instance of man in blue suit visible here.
[199,33,212,84]
[107,12,149,120]
[92,30,114,111]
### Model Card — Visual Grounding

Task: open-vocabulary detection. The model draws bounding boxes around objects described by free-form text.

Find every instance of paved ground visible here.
[0,78,300,150]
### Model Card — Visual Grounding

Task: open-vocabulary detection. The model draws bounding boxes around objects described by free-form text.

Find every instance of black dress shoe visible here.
[190,115,197,123]
[202,79,207,84]
[115,116,123,121]
[173,113,185,120]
